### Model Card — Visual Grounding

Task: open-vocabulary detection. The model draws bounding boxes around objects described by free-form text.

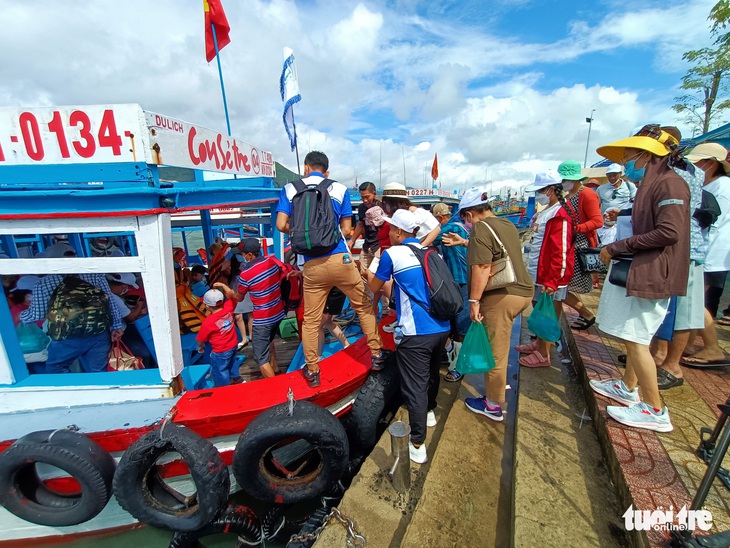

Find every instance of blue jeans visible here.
[210,347,240,387]
[46,332,111,373]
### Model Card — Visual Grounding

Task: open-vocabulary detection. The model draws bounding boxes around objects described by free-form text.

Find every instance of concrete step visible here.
[512,321,627,548]
[313,363,462,547]
[315,315,628,547]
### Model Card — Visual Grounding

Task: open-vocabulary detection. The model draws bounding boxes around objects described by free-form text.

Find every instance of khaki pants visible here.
[302,253,382,366]
[359,248,376,271]
[480,293,532,403]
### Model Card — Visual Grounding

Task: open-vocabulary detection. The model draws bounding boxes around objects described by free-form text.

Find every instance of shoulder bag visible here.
[565,192,608,274]
[480,221,517,291]
[607,255,633,288]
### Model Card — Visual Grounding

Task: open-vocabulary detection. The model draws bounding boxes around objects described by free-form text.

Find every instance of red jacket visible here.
[537,206,575,291]
[564,188,603,247]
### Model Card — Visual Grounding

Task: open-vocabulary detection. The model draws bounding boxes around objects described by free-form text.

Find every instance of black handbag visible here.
[608,256,633,288]
[576,248,608,274]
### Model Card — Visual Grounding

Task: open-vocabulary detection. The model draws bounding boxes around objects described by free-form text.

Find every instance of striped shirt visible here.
[237,255,287,326]
[19,273,124,330]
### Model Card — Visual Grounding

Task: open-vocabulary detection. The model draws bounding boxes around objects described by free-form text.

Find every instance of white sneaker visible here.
[589,378,641,407]
[426,410,437,427]
[606,402,674,432]
[409,441,427,464]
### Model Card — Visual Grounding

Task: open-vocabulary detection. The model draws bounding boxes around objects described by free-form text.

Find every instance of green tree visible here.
[673,1,730,135]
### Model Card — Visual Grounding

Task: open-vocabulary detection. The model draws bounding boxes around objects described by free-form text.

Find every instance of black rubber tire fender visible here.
[0,429,116,527]
[232,401,349,504]
[168,505,262,548]
[347,363,401,452]
[113,423,230,532]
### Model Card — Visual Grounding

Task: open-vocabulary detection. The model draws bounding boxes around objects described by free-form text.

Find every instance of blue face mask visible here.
[624,159,645,183]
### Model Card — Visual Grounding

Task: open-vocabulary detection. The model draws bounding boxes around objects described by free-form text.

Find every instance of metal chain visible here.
[286,507,366,548]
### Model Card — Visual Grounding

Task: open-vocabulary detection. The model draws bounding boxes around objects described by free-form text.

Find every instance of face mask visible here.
[623,159,645,183]
[561,181,575,192]
[535,193,550,206]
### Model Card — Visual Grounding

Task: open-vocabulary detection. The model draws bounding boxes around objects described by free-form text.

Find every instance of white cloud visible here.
[0,0,719,195]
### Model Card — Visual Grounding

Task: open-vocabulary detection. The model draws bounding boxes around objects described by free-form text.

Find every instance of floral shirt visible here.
[674,163,707,263]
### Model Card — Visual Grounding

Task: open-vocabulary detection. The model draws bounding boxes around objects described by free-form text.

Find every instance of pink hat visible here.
[365,206,385,227]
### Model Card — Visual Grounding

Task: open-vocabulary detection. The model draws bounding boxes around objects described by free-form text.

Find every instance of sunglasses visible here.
[633,124,679,148]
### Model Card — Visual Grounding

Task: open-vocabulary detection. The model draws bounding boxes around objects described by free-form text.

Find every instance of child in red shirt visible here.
[196,289,241,386]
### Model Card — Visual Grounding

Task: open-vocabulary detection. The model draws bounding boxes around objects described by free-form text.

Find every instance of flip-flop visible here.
[716,316,730,327]
[657,368,684,390]
[680,356,730,368]
[570,316,596,331]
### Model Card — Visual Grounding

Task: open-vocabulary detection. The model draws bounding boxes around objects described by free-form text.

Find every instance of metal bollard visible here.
[388,421,411,492]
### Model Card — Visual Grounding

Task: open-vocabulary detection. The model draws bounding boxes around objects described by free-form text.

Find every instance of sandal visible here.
[716,316,730,327]
[657,368,684,390]
[518,350,550,368]
[444,370,463,382]
[515,341,538,354]
[680,355,730,368]
[570,316,596,331]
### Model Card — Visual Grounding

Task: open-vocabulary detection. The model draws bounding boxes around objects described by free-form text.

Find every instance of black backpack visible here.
[395,243,464,321]
[289,178,342,257]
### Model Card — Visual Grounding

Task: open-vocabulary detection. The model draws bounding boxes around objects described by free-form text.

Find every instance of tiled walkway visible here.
[565,292,730,547]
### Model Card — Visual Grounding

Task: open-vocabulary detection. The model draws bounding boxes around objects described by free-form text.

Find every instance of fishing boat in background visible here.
[0,104,395,545]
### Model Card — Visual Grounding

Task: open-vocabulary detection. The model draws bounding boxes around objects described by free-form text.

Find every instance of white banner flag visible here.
[280,47,301,152]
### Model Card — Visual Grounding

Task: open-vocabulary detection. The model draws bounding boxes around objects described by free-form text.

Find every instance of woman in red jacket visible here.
[557,160,604,330]
[518,171,575,367]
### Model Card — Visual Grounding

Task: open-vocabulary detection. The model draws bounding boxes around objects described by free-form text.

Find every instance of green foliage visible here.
[672,1,730,134]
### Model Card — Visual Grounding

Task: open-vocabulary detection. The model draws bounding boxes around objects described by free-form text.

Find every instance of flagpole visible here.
[402,146,406,186]
[290,105,301,175]
[211,24,232,138]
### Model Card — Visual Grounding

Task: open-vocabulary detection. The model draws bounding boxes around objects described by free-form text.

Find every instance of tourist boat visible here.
[0,104,394,545]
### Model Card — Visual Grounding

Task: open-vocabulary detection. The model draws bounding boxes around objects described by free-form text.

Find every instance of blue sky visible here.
[0,0,720,193]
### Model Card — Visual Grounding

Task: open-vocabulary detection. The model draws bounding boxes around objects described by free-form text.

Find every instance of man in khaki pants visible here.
[276,151,386,387]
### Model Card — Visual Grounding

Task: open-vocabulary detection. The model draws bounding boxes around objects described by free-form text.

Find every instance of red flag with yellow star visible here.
[204,0,231,63]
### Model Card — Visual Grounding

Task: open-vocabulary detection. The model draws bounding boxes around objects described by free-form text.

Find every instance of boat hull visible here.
[0,330,391,545]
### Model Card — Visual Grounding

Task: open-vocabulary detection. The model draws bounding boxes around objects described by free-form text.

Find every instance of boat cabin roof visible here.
[0,105,288,410]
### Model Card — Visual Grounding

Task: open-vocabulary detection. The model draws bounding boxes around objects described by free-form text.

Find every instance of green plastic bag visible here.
[16,322,50,354]
[527,292,561,342]
[455,321,496,374]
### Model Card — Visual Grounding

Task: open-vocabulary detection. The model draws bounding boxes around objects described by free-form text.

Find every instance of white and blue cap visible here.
[525,170,562,192]
[203,289,225,307]
[457,188,494,212]
[382,209,418,233]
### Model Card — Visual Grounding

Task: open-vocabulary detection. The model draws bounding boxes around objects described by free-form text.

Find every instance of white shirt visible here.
[704,175,730,272]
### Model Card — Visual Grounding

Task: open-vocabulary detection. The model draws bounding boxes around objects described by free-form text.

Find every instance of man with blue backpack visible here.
[366,209,459,464]
[275,151,386,388]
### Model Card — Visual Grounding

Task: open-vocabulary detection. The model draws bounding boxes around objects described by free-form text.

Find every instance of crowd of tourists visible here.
[4,128,729,455]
